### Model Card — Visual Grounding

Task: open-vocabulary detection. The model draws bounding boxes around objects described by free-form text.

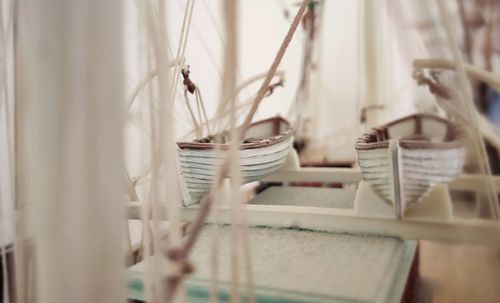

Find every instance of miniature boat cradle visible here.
[177,117,294,206]
[355,114,466,218]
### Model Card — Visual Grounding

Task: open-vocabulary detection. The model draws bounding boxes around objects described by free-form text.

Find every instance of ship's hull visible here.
[355,114,465,217]
[177,117,293,206]
[357,144,465,213]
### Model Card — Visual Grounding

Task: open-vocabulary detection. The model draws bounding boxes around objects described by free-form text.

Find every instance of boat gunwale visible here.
[177,116,293,150]
[355,114,465,151]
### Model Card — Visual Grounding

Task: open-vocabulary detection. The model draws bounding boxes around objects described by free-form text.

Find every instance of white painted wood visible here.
[357,115,466,216]
[127,164,500,245]
[261,166,499,193]
[177,134,294,206]
[126,201,500,246]
[354,181,454,220]
[358,144,466,213]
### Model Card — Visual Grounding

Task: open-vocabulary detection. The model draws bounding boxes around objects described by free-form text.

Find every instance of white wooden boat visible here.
[177,116,294,206]
[355,114,466,218]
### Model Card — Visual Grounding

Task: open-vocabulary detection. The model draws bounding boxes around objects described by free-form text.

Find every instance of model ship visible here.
[355,114,466,218]
[177,116,294,206]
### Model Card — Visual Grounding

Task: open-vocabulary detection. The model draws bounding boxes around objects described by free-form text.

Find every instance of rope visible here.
[201,0,245,89]
[219,1,243,301]
[194,91,204,135]
[143,0,186,300]
[195,88,212,135]
[240,0,308,135]
[164,3,308,300]
[0,3,14,301]
[184,90,202,138]
[437,0,500,218]
[181,70,285,140]
[126,58,181,109]
[165,0,308,270]
[214,70,285,134]
[170,0,196,102]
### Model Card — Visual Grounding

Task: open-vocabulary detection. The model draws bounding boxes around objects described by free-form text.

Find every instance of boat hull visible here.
[355,114,466,217]
[357,144,465,211]
[177,117,294,206]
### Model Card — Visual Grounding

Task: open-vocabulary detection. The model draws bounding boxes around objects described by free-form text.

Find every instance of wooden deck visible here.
[414,240,500,303]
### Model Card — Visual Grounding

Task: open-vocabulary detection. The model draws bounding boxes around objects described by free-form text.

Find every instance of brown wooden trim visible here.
[273,116,280,136]
[177,116,293,150]
[398,140,463,149]
[355,114,464,151]
[415,115,422,135]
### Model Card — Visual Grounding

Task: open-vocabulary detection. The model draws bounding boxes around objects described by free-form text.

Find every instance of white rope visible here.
[1,1,19,301]
[209,191,221,303]
[200,0,245,90]
[221,1,242,301]
[0,1,13,300]
[413,59,500,92]
[437,0,500,219]
[127,57,182,109]
[170,0,196,103]
[195,88,212,135]
[194,92,204,135]
[142,3,158,301]
[178,70,285,138]
[143,0,186,300]
[166,3,307,299]
[184,90,202,139]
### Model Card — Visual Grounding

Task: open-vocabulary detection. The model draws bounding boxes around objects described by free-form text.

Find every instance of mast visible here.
[362,0,385,128]
[294,0,322,148]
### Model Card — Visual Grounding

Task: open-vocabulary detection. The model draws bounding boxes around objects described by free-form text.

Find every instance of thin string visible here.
[0,1,12,299]
[170,0,195,103]
[2,0,24,300]
[224,0,256,298]
[422,0,445,59]
[0,185,10,303]
[214,0,302,132]
[180,70,285,139]
[209,190,221,303]
[144,0,188,301]
[201,0,225,54]
[158,0,184,296]
[355,0,363,131]
[127,58,182,109]
[195,88,212,135]
[221,1,242,300]
[128,2,154,255]
[166,0,308,267]
[482,0,496,71]
[187,18,223,79]
[201,0,244,87]
[213,71,285,134]
[194,91,204,135]
[240,0,308,133]
[184,91,202,138]
[136,4,299,294]
[309,0,325,141]
[142,2,158,300]
[437,0,500,219]
[131,71,284,190]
